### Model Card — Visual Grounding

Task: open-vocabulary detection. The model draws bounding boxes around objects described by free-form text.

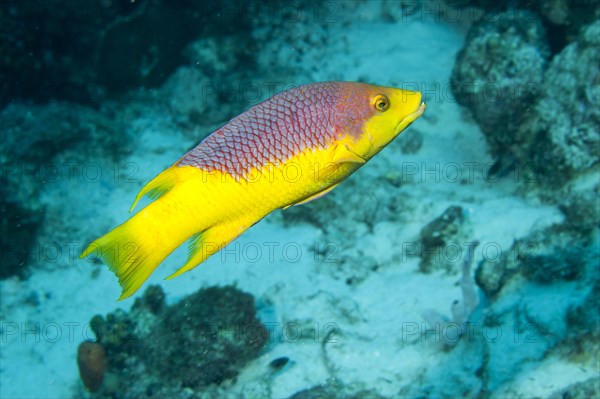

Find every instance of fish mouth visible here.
[395,101,426,133]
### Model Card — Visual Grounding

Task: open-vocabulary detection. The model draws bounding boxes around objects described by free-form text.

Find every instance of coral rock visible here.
[519,21,600,186]
[451,10,549,165]
[419,206,472,274]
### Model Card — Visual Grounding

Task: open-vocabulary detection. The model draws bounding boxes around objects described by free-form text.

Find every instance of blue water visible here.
[1,1,598,398]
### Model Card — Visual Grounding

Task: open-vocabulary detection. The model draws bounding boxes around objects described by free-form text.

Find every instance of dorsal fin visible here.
[130,166,179,212]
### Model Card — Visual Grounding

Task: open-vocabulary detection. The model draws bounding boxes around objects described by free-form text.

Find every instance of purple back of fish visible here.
[178,82,373,177]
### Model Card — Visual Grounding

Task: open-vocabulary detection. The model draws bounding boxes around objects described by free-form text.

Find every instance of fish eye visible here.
[373,95,390,112]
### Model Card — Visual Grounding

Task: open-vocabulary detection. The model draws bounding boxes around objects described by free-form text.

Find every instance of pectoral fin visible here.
[332,143,366,165]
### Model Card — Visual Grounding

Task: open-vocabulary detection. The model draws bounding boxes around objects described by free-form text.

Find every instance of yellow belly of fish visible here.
[81,144,359,299]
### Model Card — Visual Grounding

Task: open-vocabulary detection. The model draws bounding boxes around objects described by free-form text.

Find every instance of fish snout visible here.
[394,94,426,134]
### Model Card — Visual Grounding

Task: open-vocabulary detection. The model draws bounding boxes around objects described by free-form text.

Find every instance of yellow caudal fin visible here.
[129,166,180,212]
[165,219,250,280]
[80,220,167,300]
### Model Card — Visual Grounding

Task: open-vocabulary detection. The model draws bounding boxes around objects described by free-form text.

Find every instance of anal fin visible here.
[165,220,249,280]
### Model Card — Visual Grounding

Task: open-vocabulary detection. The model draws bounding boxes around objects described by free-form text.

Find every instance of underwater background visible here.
[0,0,598,398]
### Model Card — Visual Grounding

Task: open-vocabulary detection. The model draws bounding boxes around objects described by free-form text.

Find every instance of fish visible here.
[81,81,425,299]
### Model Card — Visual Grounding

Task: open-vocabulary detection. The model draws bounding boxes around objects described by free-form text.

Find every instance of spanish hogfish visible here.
[81,82,425,299]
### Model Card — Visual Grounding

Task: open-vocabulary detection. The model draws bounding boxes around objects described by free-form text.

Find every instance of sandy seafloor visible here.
[1,3,598,399]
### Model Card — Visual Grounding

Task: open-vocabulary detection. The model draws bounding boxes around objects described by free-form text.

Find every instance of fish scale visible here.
[179,81,345,178]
